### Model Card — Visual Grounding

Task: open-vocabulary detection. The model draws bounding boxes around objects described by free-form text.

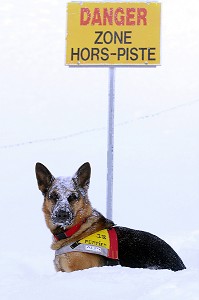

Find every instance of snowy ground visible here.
[0,231,199,300]
[0,0,199,299]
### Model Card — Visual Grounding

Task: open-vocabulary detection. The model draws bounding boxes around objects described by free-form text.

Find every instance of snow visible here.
[1,248,199,300]
[0,0,199,299]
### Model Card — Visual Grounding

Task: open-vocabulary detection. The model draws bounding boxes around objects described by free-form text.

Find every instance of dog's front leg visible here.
[54,252,106,272]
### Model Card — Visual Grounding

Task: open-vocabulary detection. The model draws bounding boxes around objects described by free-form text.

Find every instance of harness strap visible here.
[55,228,119,260]
[54,219,87,241]
[108,226,118,259]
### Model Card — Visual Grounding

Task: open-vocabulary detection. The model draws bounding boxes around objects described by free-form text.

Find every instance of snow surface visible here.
[0,0,199,299]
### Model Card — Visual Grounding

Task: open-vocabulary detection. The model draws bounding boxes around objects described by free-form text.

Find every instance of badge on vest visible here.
[55,228,118,259]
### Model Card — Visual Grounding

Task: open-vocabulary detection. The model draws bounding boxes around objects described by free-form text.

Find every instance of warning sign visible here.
[66,2,161,65]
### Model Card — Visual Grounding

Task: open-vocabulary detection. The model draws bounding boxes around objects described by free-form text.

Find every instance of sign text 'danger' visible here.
[66,2,161,65]
[80,7,147,26]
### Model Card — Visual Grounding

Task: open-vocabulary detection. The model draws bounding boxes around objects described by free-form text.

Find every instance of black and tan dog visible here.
[35,162,186,272]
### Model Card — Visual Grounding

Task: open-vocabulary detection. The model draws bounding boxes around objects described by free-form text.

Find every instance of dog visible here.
[35,162,186,272]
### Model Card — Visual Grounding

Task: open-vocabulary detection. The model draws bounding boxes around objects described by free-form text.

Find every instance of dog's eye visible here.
[49,192,59,202]
[68,193,78,202]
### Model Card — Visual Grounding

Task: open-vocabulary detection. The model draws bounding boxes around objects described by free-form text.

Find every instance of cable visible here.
[0,98,199,150]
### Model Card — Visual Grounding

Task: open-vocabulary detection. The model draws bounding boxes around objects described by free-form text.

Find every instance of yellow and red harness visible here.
[55,228,118,260]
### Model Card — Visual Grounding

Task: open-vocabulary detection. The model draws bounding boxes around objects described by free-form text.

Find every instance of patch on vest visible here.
[55,228,118,259]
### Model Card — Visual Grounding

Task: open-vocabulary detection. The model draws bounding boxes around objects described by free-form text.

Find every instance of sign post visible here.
[66,2,161,219]
[107,66,115,220]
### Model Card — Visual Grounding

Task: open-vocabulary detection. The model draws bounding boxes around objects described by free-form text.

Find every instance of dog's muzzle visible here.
[51,202,73,227]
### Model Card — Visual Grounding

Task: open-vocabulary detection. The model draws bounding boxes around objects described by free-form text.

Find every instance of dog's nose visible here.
[57,210,70,220]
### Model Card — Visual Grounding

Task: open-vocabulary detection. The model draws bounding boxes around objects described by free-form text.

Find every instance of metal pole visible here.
[106,67,115,220]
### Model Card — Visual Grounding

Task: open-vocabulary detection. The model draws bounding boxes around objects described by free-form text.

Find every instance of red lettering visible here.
[126,8,135,25]
[103,8,113,25]
[80,7,148,26]
[91,8,102,25]
[115,8,125,26]
[80,8,91,25]
[137,8,147,25]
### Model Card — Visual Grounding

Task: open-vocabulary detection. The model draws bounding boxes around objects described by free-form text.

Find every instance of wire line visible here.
[1,98,199,150]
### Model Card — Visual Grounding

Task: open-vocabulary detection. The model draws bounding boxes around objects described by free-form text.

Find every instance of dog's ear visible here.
[73,162,91,192]
[35,163,55,195]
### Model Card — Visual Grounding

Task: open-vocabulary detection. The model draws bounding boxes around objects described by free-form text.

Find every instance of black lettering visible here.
[95,30,132,45]
[148,48,156,61]
[104,31,113,44]
[114,31,123,44]
[117,48,126,60]
[91,48,100,60]
[81,48,90,61]
[94,31,103,44]
[130,48,138,60]
[101,47,109,61]
[71,48,80,61]
[139,48,147,60]
[124,31,132,44]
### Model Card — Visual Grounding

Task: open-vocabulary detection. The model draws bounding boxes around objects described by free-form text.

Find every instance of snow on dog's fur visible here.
[35,162,186,272]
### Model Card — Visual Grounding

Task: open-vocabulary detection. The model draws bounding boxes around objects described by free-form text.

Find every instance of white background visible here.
[0,1,199,299]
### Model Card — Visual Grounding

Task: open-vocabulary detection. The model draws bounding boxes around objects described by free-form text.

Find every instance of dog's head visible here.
[35,162,92,231]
